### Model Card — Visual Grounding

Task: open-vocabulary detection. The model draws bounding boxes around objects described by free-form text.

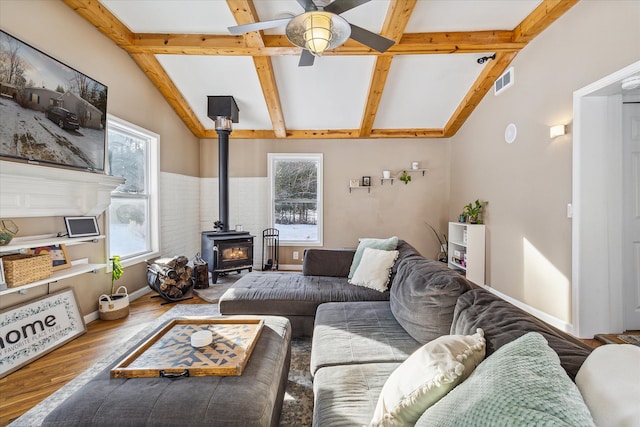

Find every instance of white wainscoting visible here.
[159,172,201,258]
[200,177,269,267]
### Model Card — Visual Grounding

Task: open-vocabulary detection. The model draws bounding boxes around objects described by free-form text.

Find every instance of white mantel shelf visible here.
[0,160,124,218]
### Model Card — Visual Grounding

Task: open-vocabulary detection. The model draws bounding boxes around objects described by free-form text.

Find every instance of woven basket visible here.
[3,253,52,287]
[99,286,130,320]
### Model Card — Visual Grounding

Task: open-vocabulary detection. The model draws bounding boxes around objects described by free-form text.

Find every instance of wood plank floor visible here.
[0,292,604,427]
[0,293,205,426]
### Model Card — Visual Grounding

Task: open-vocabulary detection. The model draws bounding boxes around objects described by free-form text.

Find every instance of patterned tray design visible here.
[111,318,263,378]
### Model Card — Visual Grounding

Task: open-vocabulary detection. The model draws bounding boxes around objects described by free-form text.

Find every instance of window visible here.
[107,115,159,265]
[268,153,323,245]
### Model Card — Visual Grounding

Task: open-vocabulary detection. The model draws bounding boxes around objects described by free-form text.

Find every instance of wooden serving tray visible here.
[111,318,264,378]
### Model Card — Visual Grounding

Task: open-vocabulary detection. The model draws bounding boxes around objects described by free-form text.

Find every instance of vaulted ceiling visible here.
[62,0,578,139]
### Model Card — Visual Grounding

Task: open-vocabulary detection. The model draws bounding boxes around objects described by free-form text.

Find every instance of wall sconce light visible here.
[550,124,567,139]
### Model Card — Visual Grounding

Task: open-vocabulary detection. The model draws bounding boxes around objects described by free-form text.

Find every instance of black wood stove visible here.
[201,96,254,284]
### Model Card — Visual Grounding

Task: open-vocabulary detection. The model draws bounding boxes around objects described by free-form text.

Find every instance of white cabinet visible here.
[0,235,106,296]
[448,222,485,285]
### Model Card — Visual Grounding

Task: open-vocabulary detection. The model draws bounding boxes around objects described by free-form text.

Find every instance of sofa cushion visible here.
[302,248,355,277]
[348,236,399,278]
[390,257,472,343]
[450,288,593,380]
[311,302,420,376]
[416,332,595,426]
[349,248,399,292]
[575,344,640,426]
[313,363,400,427]
[370,329,486,427]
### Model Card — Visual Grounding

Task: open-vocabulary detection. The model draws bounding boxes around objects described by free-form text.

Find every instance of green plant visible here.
[463,199,488,223]
[399,170,411,184]
[425,222,448,262]
[110,255,124,295]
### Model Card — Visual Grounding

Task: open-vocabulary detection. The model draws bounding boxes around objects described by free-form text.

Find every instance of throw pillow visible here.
[416,332,595,427]
[348,248,399,292]
[348,236,398,278]
[370,328,486,426]
[576,344,640,427]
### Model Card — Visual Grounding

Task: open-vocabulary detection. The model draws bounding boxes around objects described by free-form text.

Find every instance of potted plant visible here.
[425,222,448,263]
[463,200,488,224]
[98,255,129,320]
[399,171,412,184]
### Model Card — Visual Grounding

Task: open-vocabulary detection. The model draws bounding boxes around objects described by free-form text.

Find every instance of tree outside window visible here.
[269,153,323,245]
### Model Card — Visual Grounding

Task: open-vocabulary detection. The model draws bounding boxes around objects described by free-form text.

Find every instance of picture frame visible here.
[362,176,371,186]
[349,179,360,188]
[64,216,100,238]
[0,288,86,378]
[29,244,71,271]
[0,257,6,291]
[0,30,108,172]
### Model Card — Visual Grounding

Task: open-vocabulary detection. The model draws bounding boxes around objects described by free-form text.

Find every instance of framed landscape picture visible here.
[0,30,108,172]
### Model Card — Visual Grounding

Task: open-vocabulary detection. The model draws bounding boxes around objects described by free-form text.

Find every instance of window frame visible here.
[106,114,160,268]
[268,153,323,247]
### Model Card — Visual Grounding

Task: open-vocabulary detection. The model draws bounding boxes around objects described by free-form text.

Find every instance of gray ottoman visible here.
[42,316,291,427]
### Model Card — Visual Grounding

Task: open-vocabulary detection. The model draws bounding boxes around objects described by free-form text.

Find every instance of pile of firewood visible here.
[147,256,193,300]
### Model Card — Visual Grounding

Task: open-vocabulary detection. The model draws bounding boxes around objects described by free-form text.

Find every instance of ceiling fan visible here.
[228,0,395,67]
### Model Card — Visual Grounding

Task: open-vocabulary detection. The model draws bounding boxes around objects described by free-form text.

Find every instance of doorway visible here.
[572,61,640,338]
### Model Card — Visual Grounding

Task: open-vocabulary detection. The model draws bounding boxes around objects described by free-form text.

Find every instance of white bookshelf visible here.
[448,222,486,285]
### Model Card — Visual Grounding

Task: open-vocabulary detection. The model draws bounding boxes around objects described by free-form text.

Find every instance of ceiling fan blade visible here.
[348,24,395,53]
[324,0,371,15]
[298,49,315,67]
[296,0,318,12]
[228,18,292,35]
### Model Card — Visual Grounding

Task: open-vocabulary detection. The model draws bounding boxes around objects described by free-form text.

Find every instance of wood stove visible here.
[201,96,255,284]
[201,231,254,283]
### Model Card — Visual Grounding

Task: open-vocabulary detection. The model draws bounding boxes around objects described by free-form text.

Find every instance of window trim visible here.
[106,114,160,268]
[268,153,323,247]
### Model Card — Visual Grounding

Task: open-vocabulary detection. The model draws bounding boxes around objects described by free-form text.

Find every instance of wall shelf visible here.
[380,178,395,185]
[0,234,106,295]
[349,186,371,193]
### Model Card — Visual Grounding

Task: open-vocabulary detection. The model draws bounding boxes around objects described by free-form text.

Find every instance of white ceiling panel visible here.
[406,0,542,32]
[156,55,273,130]
[101,1,236,34]
[272,55,375,130]
[253,0,390,36]
[375,54,489,129]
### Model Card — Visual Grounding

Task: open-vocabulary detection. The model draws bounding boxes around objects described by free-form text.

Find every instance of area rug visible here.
[617,334,640,346]
[10,305,313,427]
[192,271,246,303]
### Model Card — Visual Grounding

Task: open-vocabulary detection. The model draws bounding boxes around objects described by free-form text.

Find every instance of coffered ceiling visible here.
[62,0,578,139]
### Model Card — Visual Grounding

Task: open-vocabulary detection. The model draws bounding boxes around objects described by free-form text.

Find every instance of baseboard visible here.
[276,264,302,271]
[83,286,152,324]
[480,284,573,334]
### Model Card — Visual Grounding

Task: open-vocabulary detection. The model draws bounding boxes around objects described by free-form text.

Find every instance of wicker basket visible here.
[2,253,52,287]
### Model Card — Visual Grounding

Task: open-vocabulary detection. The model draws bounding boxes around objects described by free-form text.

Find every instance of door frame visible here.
[572,60,640,338]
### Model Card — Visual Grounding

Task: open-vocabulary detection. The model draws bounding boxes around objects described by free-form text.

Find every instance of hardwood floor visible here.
[0,293,205,426]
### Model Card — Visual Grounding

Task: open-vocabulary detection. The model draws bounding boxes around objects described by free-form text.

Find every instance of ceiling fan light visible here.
[303,13,333,56]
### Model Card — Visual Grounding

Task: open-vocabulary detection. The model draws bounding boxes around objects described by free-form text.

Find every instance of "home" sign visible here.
[0,288,86,378]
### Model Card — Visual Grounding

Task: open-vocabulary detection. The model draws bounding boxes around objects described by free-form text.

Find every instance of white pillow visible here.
[576,344,640,427]
[348,247,399,292]
[370,329,485,426]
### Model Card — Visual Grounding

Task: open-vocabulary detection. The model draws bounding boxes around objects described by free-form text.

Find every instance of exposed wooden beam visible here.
[210,128,446,139]
[128,32,524,56]
[61,0,133,47]
[227,0,287,138]
[443,51,518,137]
[513,0,580,43]
[129,53,206,138]
[360,0,417,137]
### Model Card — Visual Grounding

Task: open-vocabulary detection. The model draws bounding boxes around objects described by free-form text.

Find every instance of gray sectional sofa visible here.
[220,239,596,426]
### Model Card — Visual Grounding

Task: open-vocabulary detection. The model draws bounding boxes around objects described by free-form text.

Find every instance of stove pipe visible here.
[207,96,239,232]
[217,128,230,231]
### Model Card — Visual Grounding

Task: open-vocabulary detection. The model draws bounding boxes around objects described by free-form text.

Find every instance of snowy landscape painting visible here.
[0,30,107,172]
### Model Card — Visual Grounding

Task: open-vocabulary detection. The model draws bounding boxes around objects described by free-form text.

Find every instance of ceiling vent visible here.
[494,67,514,96]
